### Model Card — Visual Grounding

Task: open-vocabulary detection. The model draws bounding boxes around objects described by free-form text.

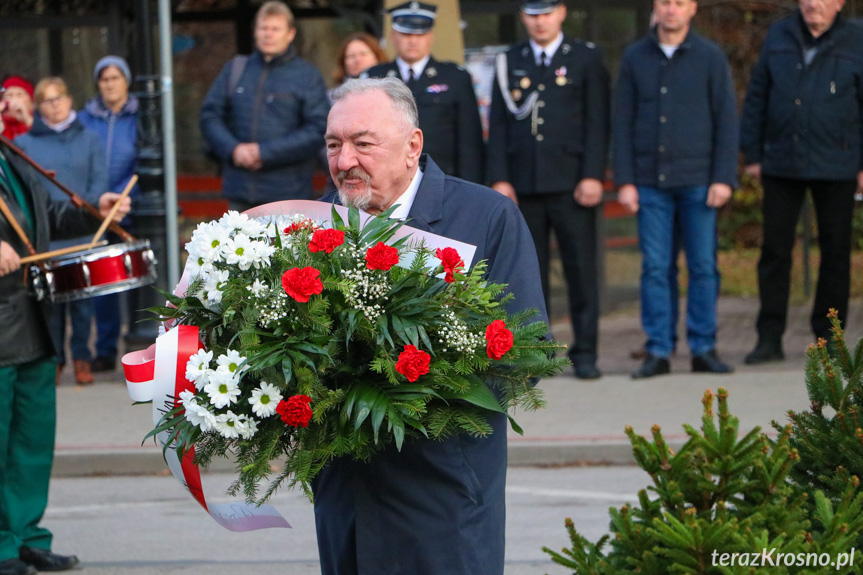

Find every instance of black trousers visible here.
[518,192,599,365]
[757,176,857,342]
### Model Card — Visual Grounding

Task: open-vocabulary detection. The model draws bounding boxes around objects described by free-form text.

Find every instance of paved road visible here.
[45,466,649,575]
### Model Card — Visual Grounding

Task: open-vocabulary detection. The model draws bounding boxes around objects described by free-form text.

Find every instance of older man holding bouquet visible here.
[314,77,547,575]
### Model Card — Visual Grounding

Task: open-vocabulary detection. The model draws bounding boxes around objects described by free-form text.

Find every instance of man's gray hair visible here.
[331,77,419,130]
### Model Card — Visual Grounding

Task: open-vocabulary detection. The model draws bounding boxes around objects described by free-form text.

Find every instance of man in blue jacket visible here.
[740,0,863,363]
[200,1,329,210]
[614,0,738,378]
[315,77,546,575]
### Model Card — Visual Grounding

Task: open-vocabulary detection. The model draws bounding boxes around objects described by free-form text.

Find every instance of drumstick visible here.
[19,240,108,265]
[0,192,37,256]
[89,175,137,248]
[0,135,136,243]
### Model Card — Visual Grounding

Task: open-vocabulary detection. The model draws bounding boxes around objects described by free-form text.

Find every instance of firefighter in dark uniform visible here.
[487,0,610,380]
[363,1,484,184]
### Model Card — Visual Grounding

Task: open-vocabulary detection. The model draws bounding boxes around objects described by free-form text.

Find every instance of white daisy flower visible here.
[216,349,248,377]
[220,211,250,233]
[240,217,267,238]
[248,381,283,418]
[237,414,259,440]
[184,401,217,432]
[215,410,242,439]
[250,241,276,268]
[185,349,214,389]
[222,233,255,270]
[196,223,231,263]
[248,279,268,297]
[203,269,230,304]
[203,373,241,409]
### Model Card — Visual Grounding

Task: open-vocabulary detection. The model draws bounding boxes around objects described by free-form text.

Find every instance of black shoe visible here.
[18,547,79,572]
[574,364,602,380]
[90,356,116,373]
[743,341,784,365]
[0,559,36,575]
[631,354,670,379]
[692,349,733,374]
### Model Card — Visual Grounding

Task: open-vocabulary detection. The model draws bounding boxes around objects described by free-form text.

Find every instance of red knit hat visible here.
[2,76,34,101]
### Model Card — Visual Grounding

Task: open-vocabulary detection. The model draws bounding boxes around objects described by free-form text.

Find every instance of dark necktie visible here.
[406,68,417,88]
[539,51,548,74]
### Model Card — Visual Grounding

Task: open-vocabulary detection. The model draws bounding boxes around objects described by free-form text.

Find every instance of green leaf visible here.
[439,374,505,414]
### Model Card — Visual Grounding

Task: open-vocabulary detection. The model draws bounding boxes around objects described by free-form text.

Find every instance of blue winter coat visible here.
[199,47,330,205]
[613,29,739,189]
[740,13,863,181]
[15,113,108,249]
[78,96,139,196]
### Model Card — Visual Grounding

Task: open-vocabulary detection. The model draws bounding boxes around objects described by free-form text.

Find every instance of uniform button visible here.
[797,63,803,70]
[537,101,545,107]
[538,84,545,91]
[793,134,799,141]
[660,116,667,123]
[660,86,667,94]
[537,118,544,125]
[536,134,544,142]
[659,174,666,182]
[795,99,801,105]
[659,145,666,153]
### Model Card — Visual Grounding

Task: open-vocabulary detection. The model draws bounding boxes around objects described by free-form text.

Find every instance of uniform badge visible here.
[426,67,437,77]
[511,89,522,100]
[562,43,571,55]
[410,1,419,9]
[555,66,567,86]
[520,77,531,89]
[427,84,449,93]
[386,69,397,78]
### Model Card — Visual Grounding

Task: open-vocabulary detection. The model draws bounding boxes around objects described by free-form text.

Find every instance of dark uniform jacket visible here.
[487,38,610,194]
[313,155,546,575]
[741,12,863,181]
[200,47,330,205]
[364,58,485,184]
[613,29,739,190]
[0,150,97,367]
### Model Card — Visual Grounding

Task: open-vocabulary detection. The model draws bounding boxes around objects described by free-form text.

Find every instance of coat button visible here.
[536,134,544,142]
[237,87,245,93]
[538,84,545,91]
[660,86,667,94]
[659,174,666,182]
[537,101,545,107]
[537,118,544,125]
[795,99,801,105]
[660,116,667,123]
[659,145,666,153]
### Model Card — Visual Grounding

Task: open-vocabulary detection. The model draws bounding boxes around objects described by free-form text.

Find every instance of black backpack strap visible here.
[225,55,249,97]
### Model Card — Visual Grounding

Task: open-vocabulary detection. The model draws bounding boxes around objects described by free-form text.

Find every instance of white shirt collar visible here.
[530,33,564,66]
[43,110,77,133]
[388,167,424,221]
[396,56,431,83]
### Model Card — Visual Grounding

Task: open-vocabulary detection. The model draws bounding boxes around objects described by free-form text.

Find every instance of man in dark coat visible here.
[314,77,546,575]
[740,0,863,363]
[363,1,484,184]
[487,0,610,379]
[199,1,329,210]
[0,118,129,575]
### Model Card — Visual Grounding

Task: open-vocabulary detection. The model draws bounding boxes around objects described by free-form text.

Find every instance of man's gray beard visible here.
[337,168,373,211]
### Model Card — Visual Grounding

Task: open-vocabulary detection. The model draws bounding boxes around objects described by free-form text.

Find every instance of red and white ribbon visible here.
[122,325,291,532]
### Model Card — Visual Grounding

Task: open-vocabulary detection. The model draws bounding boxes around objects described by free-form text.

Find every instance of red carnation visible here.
[395,344,431,382]
[276,395,313,428]
[365,242,399,271]
[283,219,317,235]
[485,320,514,360]
[436,247,464,283]
[309,228,345,254]
[281,267,323,303]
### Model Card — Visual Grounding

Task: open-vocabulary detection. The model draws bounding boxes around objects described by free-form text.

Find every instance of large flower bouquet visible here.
[150,205,566,504]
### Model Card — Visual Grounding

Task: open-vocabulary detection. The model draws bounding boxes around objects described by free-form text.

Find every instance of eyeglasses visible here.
[40,95,68,106]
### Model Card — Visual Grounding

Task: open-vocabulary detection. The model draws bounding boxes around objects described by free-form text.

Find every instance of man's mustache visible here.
[337,168,371,187]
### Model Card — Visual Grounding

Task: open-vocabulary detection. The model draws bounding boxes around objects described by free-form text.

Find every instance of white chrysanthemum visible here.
[237,414,258,440]
[203,269,230,304]
[184,400,217,432]
[222,233,255,270]
[240,217,268,238]
[216,349,248,376]
[220,211,250,233]
[248,279,268,297]
[195,223,231,263]
[214,410,242,439]
[248,381,283,418]
[185,349,214,389]
[251,241,276,268]
[203,373,241,409]
[178,389,197,405]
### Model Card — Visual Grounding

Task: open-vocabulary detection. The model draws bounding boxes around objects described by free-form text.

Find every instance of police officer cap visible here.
[388,1,437,34]
[520,0,564,15]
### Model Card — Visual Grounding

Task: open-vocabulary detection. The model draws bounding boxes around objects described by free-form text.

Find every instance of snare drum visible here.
[37,240,157,303]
